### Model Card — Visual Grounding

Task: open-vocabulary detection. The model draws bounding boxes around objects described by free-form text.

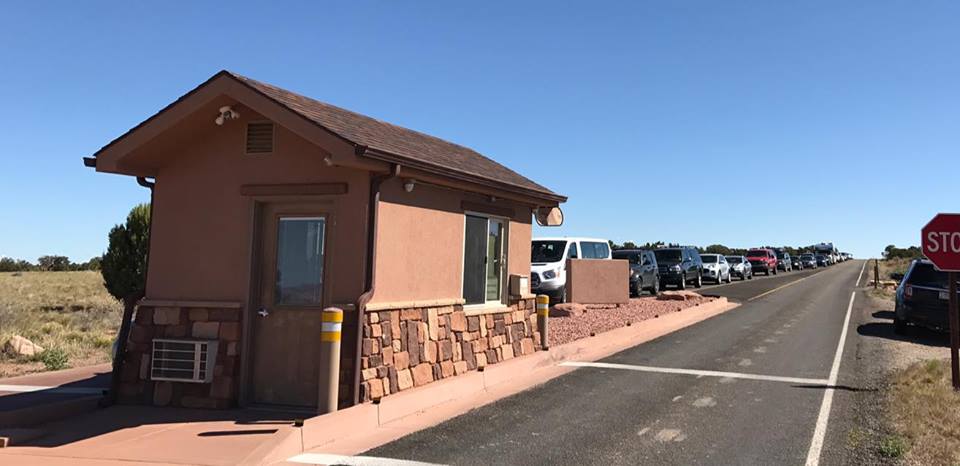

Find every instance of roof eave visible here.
[361,147,567,205]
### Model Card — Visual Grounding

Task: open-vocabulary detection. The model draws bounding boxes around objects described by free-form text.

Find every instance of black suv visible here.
[894,259,958,334]
[613,249,660,296]
[790,254,803,271]
[654,246,703,290]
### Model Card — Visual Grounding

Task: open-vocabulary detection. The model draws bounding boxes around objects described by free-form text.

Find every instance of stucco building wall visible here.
[145,110,369,305]
[370,178,533,306]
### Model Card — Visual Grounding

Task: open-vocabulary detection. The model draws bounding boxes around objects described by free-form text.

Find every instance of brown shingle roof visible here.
[227,71,562,201]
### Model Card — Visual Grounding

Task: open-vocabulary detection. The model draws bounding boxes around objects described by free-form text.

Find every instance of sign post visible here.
[921,213,960,390]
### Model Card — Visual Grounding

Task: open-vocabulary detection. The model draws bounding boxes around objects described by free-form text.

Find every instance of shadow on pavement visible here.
[20,405,297,448]
[0,369,111,428]
[197,428,279,437]
[857,309,949,348]
[871,310,895,320]
[790,384,878,392]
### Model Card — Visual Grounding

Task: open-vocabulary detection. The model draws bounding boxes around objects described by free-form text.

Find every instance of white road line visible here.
[559,361,828,385]
[704,267,821,291]
[855,260,867,287]
[747,274,816,301]
[0,384,105,395]
[288,453,445,466]
[804,291,856,466]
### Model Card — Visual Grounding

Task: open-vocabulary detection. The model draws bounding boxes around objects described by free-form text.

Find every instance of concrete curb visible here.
[249,297,739,465]
[0,394,103,430]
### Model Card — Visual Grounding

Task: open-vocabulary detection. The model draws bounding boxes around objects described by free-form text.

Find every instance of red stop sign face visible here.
[922,213,960,271]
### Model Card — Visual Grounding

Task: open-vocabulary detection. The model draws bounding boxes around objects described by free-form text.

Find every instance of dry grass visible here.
[889,359,960,465]
[880,257,913,280]
[0,271,122,377]
[868,258,914,300]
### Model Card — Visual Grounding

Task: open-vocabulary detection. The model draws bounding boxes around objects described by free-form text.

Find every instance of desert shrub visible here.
[879,436,908,458]
[40,321,63,335]
[91,335,114,348]
[38,347,69,371]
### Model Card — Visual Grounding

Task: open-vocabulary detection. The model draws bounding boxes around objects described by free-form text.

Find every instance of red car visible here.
[746,248,778,276]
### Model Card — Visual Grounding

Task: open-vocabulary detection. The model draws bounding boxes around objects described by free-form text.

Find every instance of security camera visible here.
[215,105,239,126]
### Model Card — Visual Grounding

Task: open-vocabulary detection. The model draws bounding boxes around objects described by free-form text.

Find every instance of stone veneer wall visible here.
[358,297,539,401]
[118,304,242,409]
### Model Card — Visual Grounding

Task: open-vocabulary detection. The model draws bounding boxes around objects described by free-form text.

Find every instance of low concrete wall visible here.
[566,259,629,304]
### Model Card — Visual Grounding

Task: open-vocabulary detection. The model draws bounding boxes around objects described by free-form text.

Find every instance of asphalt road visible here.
[366,260,865,465]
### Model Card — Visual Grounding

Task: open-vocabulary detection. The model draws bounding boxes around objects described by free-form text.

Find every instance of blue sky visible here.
[1,1,957,261]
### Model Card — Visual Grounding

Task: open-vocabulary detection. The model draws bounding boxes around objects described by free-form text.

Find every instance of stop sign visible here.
[922,213,960,271]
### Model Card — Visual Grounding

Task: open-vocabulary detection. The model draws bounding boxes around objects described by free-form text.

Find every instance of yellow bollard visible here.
[318,307,343,414]
[536,295,550,350]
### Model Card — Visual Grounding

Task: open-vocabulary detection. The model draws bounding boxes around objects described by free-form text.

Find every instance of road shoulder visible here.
[824,289,945,465]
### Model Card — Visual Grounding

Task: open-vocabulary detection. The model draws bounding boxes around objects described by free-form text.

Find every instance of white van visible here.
[530,237,612,302]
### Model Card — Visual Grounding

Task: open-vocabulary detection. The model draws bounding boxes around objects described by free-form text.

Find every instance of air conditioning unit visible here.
[509,274,529,298]
[151,339,218,383]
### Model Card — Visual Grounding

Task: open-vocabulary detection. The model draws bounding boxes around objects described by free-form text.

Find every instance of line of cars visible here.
[530,237,851,302]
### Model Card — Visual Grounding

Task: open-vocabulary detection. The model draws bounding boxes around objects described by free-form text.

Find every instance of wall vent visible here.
[245,121,275,154]
[151,339,218,383]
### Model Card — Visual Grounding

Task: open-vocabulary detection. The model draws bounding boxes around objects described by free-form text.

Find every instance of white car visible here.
[531,237,611,302]
[700,254,731,284]
[726,255,754,280]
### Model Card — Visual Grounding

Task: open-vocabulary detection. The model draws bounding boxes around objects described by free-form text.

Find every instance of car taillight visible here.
[905,285,913,298]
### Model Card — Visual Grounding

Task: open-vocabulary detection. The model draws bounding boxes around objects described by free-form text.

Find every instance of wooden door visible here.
[250,203,329,407]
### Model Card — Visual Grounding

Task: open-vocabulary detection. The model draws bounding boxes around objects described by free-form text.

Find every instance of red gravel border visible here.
[548,295,716,347]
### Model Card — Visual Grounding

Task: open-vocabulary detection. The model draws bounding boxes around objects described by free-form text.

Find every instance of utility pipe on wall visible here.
[106,176,155,405]
[353,155,399,405]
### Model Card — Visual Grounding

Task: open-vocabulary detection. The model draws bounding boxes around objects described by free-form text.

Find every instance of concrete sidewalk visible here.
[0,364,110,429]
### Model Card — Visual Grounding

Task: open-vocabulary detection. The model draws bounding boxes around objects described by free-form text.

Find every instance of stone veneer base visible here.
[358,298,539,402]
[118,304,243,409]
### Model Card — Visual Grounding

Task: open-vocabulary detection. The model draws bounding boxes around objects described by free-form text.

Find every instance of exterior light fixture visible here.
[403,179,416,193]
[214,106,239,126]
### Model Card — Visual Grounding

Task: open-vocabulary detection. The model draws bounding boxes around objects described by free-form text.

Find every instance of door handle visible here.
[257,307,270,318]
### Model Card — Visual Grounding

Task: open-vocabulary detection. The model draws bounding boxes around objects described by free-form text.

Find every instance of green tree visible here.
[101,204,151,303]
[83,256,102,271]
[0,257,16,272]
[704,244,733,255]
[15,259,34,271]
[883,244,922,260]
[37,255,72,271]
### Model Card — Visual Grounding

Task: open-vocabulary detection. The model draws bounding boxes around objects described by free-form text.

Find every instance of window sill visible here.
[365,298,465,312]
[463,303,511,316]
[140,299,242,309]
